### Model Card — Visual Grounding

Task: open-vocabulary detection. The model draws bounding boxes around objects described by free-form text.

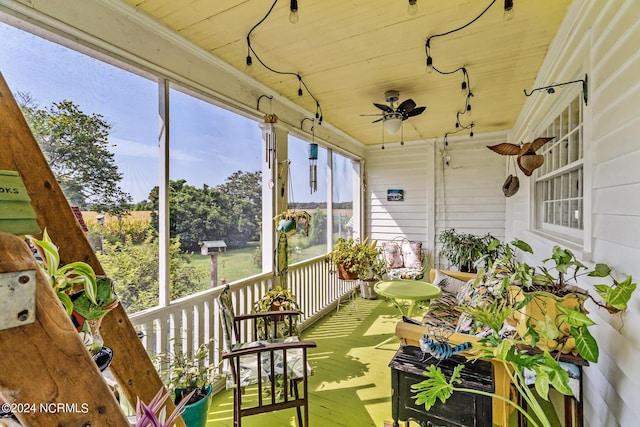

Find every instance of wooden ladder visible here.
[0,73,185,426]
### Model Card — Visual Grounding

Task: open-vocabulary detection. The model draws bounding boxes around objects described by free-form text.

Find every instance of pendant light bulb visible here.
[504,0,514,20]
[407,0,417,16]
[461,67,468,92]
[289,0,299,23]
[467,104,472,112]
[245,55,253,71]
[426,56,433,73]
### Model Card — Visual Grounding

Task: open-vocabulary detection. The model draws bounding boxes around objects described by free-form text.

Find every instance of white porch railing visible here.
[128,254,357,382]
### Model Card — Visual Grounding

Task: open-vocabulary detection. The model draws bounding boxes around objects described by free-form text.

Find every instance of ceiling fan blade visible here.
[396,99,416,115]
[372,117,384,123]
[373,103,394,113]
[404,106,426,119]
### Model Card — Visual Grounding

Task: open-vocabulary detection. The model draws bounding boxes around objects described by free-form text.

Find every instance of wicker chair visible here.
[217,285,316,427]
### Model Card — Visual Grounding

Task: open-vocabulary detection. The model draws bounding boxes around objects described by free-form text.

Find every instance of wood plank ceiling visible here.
[123,0,572,146]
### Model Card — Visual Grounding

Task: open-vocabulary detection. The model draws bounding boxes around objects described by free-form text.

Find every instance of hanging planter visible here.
[274,210,311,236]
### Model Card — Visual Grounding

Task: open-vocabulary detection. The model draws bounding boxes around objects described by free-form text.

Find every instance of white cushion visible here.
[434,269,468,294]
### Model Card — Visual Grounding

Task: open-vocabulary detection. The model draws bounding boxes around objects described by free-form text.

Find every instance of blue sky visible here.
[0,21,350,204]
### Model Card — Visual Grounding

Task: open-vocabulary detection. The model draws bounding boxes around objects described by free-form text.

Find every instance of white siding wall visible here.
[365,142,432,247]
[434,133,507,269]
[365,132,506,269]
[509,1,640,426]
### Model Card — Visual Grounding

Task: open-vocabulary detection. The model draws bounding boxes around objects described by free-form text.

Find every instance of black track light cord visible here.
[426,0,497,143]
[444,122,475,146]
[246,0,323,123]
[426,0,496,45]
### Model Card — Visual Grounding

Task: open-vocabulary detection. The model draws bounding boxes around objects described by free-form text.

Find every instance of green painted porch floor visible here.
[206,295,408,427]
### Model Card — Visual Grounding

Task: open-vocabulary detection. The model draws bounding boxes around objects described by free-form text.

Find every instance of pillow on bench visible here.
[382,239,424,280]
[424,270,504,337]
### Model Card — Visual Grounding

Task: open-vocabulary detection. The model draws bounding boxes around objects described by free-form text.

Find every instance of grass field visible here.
[187,241,326,285]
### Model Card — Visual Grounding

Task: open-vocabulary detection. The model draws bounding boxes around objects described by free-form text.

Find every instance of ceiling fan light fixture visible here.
[383,114,403,134]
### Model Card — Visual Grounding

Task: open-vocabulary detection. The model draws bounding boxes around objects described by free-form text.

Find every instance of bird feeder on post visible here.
[200,240,227,287]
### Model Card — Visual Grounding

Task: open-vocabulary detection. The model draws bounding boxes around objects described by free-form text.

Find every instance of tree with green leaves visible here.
[218,170,262,244]
[18,94,132,214]
[148,171,261,251]
[307,209,326,245]
[97,233,202,313]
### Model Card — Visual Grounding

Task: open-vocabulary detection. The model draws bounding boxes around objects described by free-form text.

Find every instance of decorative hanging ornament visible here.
[263,113,278,169]
[502,174,520,197]
[487,136,554,176]
[309,142,318,193]
[309,122,318,193]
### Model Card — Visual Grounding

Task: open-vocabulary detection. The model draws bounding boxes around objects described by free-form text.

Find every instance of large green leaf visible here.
[512,239,533,254]
[594,277,636,311]
[540,352,572,396]
[533,368,551,401]
[571,325,599,363]
[556,304,595,327]
[588,263,611,278]
[548,246,574,274]
[487,239,501,251]
[58,262,98,305]
[56,291,73,316]
[411,365,462,410]
[28,229,60,276]
[537,314,559,341]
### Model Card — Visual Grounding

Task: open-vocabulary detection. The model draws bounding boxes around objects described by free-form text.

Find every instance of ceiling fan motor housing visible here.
[384,90,400,104]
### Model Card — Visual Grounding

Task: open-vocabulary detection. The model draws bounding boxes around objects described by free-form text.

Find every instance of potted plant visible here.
[326,237,384,281]
[253,286,301,337]
[412,239,637,427]
[274,210,311,236]
[438,228,498,273]
[28,229,119,366]
[412,299,573,427]
[132,387,196,427]
[155,341,215,427]
[483,239,636,360]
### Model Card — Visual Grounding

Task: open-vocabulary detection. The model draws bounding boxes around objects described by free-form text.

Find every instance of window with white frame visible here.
[534,94,583,240]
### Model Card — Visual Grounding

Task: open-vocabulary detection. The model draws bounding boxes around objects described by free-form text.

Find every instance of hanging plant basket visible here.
[274,210,311,236]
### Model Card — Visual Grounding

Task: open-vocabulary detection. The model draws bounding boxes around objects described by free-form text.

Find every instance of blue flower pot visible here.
[179,385,212,427]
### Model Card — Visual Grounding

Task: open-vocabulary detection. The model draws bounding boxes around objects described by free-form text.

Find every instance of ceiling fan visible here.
[362,90,426,134]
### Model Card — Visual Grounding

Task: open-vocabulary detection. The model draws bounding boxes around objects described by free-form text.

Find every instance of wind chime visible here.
[264,112,278,170]
[309,122,318,193]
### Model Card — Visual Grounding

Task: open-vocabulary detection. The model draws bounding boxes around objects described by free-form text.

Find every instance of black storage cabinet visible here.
[389,345,494,427]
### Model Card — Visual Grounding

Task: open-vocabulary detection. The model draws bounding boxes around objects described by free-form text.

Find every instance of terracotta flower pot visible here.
[338,264,359,280]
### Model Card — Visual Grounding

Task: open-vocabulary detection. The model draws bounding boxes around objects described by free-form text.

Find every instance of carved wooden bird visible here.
[487,137,554,176]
